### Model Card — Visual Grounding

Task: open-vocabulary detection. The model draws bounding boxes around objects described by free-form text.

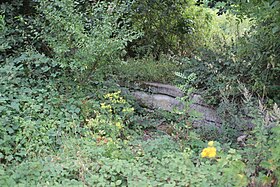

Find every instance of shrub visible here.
[126,0,194,57]
[38,0,139,80]
[0,69,81,163]
[83,90,135,140]
[232,0,280,102]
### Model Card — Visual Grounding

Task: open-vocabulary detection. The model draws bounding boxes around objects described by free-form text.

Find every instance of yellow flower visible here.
[237,174,244,179]
[201,147,216,158]
[122,107,134,113]
[208,141,214,147]
[100,103,106,109]
[115,122,123,129]
[100,103,112,110]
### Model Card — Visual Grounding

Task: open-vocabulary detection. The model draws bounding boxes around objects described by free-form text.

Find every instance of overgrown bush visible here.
[215,0,280,102]
[0,51,81,163]
[125,0,194,57]
[38,0,139,80]
[1,0,280,186]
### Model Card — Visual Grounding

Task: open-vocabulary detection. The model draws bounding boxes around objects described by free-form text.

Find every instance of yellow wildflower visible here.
[122,107,134,113]
[115,122,123,129]
[208,141,214,147]
[100,103,112,110]
[201,147,216,158]
[238,174,245,179]
[100,103,106,109]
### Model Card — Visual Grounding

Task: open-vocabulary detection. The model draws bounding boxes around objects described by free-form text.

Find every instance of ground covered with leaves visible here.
[1,0,280,186]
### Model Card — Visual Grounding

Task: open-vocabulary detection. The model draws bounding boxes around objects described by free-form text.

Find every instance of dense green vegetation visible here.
[0,0,279,186]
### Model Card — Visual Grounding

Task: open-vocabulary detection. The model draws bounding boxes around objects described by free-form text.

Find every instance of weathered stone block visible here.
[140,82,184,97]
[132,91,184,111]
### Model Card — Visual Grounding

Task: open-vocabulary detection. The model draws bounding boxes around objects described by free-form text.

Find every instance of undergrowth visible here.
[1,0,280,186]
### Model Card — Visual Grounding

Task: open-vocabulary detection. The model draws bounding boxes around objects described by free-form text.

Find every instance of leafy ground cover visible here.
[1,0,280,186]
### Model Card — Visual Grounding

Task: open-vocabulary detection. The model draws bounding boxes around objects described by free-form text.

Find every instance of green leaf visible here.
[10,102,20,111]
[272,26,280,34]
[115,180,122,185]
